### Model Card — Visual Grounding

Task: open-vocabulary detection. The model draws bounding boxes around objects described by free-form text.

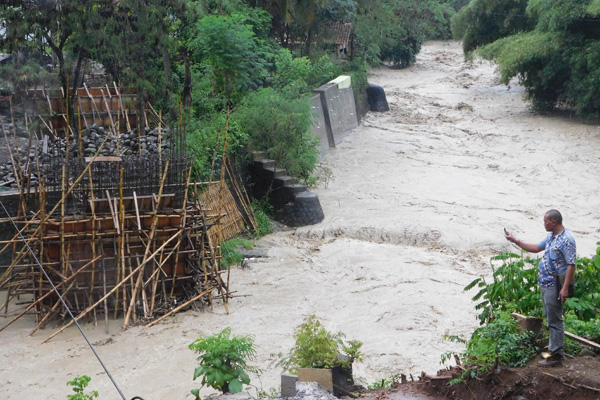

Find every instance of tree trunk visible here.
[70,53,84,128]
[137,87,145,137]
[183,50,192,107]
[161,44,177,120]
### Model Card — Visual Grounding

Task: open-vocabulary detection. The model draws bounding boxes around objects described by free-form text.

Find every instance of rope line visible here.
[0,200,128,400]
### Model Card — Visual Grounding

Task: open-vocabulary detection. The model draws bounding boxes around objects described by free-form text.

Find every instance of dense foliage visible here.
[448,243,600,379]
[453,0,600,115]
[443,311,538,382]
[451,0,534,54]
[442,243,600,381]
[466,247,600,325]
[0,0,460,193]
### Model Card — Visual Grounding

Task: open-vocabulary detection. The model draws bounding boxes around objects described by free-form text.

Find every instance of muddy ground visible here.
[1,40,600,399]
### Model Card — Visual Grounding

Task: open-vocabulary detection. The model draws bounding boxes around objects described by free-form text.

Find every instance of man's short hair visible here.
[546,209,563,224]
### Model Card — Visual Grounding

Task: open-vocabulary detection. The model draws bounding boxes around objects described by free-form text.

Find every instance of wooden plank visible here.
[512,312,600,350]
[84,156,122,163]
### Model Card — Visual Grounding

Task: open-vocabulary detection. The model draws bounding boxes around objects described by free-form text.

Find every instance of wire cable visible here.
[0,200,128,400]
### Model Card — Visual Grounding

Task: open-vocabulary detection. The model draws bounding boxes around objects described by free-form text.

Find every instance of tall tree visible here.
[451,0,535,54]
[477,0,600,115]
[0,0,92,103]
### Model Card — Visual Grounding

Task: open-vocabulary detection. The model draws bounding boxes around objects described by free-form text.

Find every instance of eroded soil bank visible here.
[1,40,599,400]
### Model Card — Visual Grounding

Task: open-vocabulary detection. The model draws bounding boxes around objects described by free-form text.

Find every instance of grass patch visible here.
[221,238,254,268]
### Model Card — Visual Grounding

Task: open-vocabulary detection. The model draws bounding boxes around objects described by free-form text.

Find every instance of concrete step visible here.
[286,184,307,194]
[264,167,287,178]
[251,150,267,160]
[254,159,276,169]
[273,175,297,188]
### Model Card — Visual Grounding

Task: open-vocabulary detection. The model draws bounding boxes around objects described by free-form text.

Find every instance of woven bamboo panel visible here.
[200,181,247,245]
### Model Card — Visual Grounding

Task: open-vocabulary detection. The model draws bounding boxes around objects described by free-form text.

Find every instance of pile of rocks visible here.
[0,124,173,189]
[46,124,172,158]
[0,147,40,190]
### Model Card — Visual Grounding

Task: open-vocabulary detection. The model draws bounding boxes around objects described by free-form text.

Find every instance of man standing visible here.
[505,209,576,367]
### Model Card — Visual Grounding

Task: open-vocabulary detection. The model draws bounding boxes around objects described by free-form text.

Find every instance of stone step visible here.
[286,184,307,194]
[264,167,287,178]
[273,175,297,188]
[254,159,276,169]
[251,150,267,161]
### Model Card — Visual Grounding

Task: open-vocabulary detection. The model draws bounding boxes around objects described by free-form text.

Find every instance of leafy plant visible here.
[189,328,259,397]
[442,312,537,379]
[221,238,254,268]
[466,247,600,325]
[451,0,534,54]
[232,88,319,185]
[280,315,363,374]
[251,200,273,238]
[465,252,542,324]
[565,315,600,342]
[66,375,98,400]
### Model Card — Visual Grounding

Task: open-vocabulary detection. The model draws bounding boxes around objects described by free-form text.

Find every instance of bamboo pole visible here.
[30,278,78,336]
[119,167,130,322]
[169,163,193,298]
[1,119,21,190]
[101,88,118,138]
[126,234,148,318]
[105,190,120,235]
[100,242,109,334]
[113,82,131,132]
[41,229,183,343]
[146,286,215,328]
[78,101,83,157]
[133,191,142,231]
[0,132,113,261]
[9,97,24,194]
[225,159,258,233]
[122,160,170,329]
[88,169,97,322]
[0,255,101,333]
[83,83,102,124]
[158,110,162,163]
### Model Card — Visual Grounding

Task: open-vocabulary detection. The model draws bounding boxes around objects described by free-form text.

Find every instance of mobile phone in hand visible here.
[504,227,509,236]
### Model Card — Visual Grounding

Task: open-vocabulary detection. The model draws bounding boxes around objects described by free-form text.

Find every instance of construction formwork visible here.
[0,100,251,339]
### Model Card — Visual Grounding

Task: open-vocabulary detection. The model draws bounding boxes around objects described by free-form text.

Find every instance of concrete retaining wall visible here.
[311,76,359,158]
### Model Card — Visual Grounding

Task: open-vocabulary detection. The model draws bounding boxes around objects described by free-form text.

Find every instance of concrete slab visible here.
[297,368,333,393]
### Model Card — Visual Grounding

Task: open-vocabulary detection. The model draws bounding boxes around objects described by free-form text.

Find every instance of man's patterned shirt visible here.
[537,229,576,287]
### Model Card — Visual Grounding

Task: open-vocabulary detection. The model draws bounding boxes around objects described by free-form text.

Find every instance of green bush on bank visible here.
[444,244,600,379]
[232,88,319,186]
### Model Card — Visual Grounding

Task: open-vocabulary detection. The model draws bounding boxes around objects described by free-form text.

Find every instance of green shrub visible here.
[280,315,363,373]
[233,88,318,185]
[269,49,341,97]
[252,200,273,238]
[466,247,600,324]
[442,312,537,379]
[465,252,542,325]
[221,238,254,268]
[451,0,534,54]
[186,112,249,182]
[66,376,98,400]
[189,328,258,397]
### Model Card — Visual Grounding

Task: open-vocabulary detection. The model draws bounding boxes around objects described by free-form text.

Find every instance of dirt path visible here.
[1,41,599,400]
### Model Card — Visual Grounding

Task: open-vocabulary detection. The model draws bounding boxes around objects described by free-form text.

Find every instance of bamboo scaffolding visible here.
[1,101,245,335]
[146,286,215,328]
[0,256,101,333]
[42,228,184,343]
[123,160,170,330]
